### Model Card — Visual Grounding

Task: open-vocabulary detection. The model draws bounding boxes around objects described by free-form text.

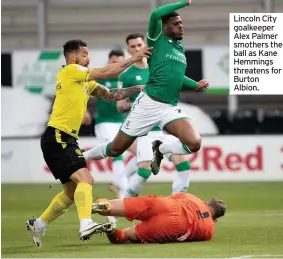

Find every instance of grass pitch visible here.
[1,182,283,258]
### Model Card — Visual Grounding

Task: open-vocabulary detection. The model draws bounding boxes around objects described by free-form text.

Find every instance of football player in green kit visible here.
[94,50,135,198]
[117,33,191,197]
[83,0,209,176]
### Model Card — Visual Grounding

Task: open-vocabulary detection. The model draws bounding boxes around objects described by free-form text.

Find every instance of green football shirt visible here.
[144,0,189,106]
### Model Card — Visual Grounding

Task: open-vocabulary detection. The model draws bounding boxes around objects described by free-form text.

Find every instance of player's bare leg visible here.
[108,131,137,157]
[92,198,127,217]
[163,118,201,153]
[151,119,200,174]
[83,131,136,161]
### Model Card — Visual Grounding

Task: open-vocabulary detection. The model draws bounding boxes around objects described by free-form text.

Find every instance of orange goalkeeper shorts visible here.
[124,195,190,243]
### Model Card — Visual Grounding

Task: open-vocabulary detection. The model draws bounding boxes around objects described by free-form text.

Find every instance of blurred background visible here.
[1,0,283,182]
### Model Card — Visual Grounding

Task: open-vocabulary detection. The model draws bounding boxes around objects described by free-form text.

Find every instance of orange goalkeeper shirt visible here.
[170,193,215,241]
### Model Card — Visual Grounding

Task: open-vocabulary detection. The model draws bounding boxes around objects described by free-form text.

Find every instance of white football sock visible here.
[164,153,173,161]
[112,160,127,194]
[36,218,47,231]
[79,218,93,232]
[83,143,109,161]
[107,216,118,223]
[125,174,147,197]
[172,170,190,194]
[159,140,192,155]
[124,156,138,178]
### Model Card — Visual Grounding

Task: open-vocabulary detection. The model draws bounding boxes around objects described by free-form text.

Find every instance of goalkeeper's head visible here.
[206,198,227,221]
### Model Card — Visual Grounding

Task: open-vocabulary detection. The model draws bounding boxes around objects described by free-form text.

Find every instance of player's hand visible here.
[133,47,153,61]
[135,85,145,91]
[196,79,209,92]
[186,0,192,5]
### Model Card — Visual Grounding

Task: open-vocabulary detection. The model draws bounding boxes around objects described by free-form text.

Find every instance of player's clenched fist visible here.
[196,79,209,92]
[186,0,192,5]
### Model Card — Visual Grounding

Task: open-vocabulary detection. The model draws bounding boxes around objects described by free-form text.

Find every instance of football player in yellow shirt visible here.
[26,39,151,246]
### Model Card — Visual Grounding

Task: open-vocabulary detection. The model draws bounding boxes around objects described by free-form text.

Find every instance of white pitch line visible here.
[229,256,283,259]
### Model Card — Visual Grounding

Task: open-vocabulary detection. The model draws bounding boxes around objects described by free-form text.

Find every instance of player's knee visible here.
[77,177,94,185]
[70,168,94,185]
[190,136,202,152]
[85,177,94,185]
[184,136,202,153]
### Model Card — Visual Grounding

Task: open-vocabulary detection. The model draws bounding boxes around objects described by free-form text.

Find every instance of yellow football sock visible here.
[74,183,93,220]
[40,191,74,224]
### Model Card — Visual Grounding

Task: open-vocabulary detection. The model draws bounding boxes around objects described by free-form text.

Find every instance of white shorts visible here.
[120,92,188,137]
[95,122,121,142]
[136,131,178,163]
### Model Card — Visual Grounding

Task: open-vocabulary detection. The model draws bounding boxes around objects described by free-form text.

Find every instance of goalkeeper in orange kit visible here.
[92,193,226,244]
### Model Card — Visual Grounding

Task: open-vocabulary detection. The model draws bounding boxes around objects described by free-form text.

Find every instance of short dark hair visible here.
[207,198,226,220]
[108,49,124,59]
[161,11,180,24]
[63,39,87,57]
[125,33,145,44]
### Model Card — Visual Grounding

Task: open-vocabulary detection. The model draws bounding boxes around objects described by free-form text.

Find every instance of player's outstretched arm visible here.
[148,0,190,41]
[91,84,143,102]
[183,76,209,91]
[183,75,198,89]
[88,47,152,80]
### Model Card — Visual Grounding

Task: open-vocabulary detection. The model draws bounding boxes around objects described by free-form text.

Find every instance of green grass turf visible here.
[2,182,283,258]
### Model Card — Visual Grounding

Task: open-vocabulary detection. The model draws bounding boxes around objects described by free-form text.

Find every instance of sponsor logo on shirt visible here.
[77,65,89,71]
[117,81,123,88]
[136,75,142,81]
[165,54,187,65]
[75,149,82,156]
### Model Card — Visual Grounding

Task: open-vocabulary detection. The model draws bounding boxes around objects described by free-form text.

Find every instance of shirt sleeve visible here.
[88,81,99,93]
[147,0,188,45]
[183,76,198,89]
[66,64,91,82]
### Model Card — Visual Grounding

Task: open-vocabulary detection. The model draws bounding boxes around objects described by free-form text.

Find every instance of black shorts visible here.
[41,126,87,184]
